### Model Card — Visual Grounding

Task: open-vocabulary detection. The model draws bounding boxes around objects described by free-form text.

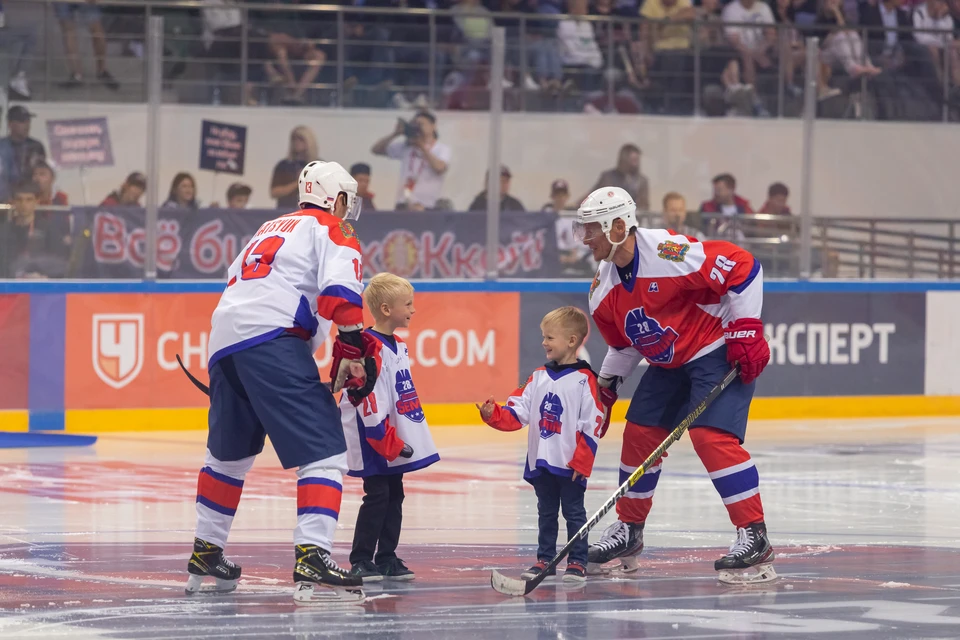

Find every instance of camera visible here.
[400,118,422,142]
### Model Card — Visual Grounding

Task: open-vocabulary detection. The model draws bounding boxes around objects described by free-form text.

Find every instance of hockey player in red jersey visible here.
[576,186,776,585]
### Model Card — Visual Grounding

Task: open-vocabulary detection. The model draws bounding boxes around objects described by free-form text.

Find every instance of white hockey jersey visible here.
[340,330,440,477]
[208,209,365,369]
[484,361,604,487]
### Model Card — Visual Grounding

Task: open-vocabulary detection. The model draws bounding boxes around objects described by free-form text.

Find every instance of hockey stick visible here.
[176,353,335,397]
[177,354,210,396]
[490,364,741,597]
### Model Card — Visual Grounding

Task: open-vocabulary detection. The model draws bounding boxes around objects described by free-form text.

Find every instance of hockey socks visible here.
[295,453,348,552]
[689,427,765,528]
[195,450,255,548]
[615,423,669,524]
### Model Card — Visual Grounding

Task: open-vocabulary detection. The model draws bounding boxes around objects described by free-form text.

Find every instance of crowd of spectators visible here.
[0,105,855,281]
[3,0,957,118]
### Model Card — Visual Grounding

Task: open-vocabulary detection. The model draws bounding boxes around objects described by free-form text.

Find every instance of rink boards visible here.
[2,280,960,433]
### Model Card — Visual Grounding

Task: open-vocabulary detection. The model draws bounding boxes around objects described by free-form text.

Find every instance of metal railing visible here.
[3,0,958,121]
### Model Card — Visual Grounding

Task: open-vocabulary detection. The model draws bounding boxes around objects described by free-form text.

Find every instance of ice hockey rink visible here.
[1,417,959,640]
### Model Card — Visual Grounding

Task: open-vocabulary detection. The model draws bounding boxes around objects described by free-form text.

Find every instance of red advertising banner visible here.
[63,292,520,410]
[0,295,30,410]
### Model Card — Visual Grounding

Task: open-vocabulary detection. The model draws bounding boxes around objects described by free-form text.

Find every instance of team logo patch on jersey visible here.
[538,393,564,439]
[339,220,357,240]
[589,270,601,300]
[394,369,424,422]
[656,240,690,263]
[624,307,679,365]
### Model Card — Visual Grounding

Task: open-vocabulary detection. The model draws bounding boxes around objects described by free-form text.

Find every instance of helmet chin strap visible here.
[602,229,628,262]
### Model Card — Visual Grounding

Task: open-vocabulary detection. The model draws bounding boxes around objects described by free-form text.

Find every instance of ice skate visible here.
[586,520,643,575]
[715,522,778,585]
[293,544,366,607]
[185,538,241,595]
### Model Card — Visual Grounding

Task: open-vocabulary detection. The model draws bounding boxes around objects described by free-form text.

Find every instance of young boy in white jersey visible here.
[477,307,605,583]
[340,273,440,582]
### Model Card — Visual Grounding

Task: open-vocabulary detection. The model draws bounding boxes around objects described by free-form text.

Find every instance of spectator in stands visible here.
[641,0,696,113]
[558,0,604,95]
[0,106,46,199]
[260,4,326,106]
[32,161,68,206]
[551,178,595,275]
[586,144,650,211]
[859,0,922,119]
[756,181,795,237]
[587,0,645,114]
[54,2,119,90]
[758,182,791,216]
[699,173,752,238]
[662,192,703,238]
[0,2,36,100]
[696,0,758,116]
[371,111,451,211]
[468,165,526,212]
[815,0,882,81]
[541,179,570,213]
[100,172,147,207]
[0,181,70,279]
[912,0,960,101]
[162,173,200,210]
[721,0,776,97]
[350,163,377,212]
[270,126,319,211]
[226,183,252,209]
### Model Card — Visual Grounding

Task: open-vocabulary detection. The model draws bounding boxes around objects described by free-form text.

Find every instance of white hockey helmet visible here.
[298,160,362,220]
[574,186,638,261]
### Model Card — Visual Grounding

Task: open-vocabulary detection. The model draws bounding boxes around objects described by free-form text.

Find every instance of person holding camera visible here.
[371,111,450,211]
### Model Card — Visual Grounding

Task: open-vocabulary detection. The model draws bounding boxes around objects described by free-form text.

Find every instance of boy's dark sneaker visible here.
[520,560,557,580]
[348,559,383,582]
[563,562,587,584]
[378,557,415,581]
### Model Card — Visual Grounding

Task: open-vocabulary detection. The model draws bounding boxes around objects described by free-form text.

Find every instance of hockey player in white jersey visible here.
[477,307,605,584]
[339,273,440,582]
[186,161,379,606]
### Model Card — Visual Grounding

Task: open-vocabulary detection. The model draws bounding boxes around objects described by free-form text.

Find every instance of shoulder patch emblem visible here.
[339,220,357,240]
[657,240,689,263]
[589,270,601,299]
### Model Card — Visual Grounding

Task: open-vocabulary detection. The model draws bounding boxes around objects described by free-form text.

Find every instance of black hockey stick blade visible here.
[177,354,210,396]
[490,365,741,597]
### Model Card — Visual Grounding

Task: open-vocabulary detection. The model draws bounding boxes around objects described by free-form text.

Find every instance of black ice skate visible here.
[185,538,241,595]
[715,522,778,585]
[293,544,366,606]
[587,520,644,575]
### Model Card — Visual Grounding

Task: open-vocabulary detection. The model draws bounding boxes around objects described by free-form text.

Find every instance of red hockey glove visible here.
[596,376,620,439]
[330,330,379,403]
[724,318,769,385]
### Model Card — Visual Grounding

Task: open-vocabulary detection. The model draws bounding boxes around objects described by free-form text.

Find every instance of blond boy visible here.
[340,273,439,582]
[477,307,605,583]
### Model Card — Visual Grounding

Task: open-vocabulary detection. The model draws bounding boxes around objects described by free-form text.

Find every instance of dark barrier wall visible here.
[518,291,926,398]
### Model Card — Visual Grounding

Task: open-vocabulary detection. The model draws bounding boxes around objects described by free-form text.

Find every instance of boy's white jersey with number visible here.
[340,331,440,477]
[207,209,364,370]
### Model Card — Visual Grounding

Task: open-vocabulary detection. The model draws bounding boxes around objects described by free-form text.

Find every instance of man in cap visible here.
[541,179,571,213]
[467,165,526,212]
[0,105,47,201]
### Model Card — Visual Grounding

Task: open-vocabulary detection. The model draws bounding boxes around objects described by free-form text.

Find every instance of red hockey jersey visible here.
[588,228,763,377]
